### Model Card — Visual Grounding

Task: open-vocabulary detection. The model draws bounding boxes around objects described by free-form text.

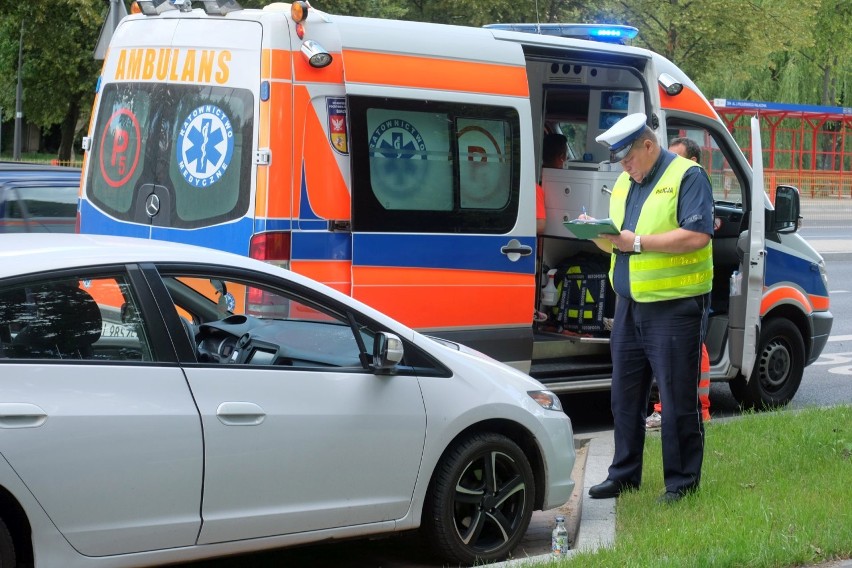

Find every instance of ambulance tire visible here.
[422,433,534,565]
[0,517,15,568]
[729,318,805,410]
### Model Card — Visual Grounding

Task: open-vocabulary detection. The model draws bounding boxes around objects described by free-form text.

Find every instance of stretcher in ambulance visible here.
[78,1,832,409]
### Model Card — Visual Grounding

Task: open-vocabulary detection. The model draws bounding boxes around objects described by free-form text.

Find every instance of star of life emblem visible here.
[176,105,235,188]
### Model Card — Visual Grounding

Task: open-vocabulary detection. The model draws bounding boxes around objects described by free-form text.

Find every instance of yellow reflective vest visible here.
[610,156,713,302]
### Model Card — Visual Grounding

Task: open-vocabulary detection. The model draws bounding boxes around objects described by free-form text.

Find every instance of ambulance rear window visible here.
[349,97,520,234]
[85,83,252,229]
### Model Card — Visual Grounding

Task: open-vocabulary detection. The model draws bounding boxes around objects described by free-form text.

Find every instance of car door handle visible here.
[500,238,533,262]
[216,402,266,426]
[0,403,48,429]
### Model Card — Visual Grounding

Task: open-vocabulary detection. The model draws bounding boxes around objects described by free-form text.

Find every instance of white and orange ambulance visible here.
[78,0,832,408]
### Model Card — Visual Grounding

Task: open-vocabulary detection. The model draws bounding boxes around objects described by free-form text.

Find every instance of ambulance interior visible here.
[526,57,742,380]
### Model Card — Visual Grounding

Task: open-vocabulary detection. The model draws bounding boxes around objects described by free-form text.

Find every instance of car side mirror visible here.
[773,185,800,234]
[371,332,404,374]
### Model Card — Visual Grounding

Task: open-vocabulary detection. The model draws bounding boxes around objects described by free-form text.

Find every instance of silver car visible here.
[0,234,574,567]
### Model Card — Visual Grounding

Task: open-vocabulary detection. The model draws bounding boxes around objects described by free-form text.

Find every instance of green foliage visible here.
[578,0,815,82]
[0,0,102,128]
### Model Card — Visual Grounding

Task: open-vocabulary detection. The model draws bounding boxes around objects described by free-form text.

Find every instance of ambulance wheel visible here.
[422,433,534,565]
[0,517,15,568]
[729,318,805,410]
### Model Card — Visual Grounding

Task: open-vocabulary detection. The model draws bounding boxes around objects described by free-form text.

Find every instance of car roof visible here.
[0,234,416,340]
[0,233,269,278]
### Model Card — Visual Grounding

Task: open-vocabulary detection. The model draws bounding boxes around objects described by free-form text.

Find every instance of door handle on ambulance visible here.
[501,239,533,262]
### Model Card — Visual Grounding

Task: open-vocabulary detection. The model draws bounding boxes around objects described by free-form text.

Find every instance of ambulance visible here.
[78,0,832,409]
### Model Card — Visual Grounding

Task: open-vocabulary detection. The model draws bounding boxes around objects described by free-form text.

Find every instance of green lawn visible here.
[557,405,852,567]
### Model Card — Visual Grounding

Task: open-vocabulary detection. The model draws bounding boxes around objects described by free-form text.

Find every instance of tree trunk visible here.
[58,100,80,164]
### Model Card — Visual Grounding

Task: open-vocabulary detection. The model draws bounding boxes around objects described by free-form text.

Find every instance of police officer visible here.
[587,113,714,503]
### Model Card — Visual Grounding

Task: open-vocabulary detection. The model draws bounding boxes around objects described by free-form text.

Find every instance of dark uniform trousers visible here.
[608,292,709,493]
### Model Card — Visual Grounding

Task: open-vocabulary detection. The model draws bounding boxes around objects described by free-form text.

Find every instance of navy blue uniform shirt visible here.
[612,149,714,299]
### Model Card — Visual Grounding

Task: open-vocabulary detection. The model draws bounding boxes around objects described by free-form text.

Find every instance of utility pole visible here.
[12,21,24,161]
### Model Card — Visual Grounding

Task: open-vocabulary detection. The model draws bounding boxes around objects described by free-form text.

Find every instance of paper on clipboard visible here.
[562,218,620,240]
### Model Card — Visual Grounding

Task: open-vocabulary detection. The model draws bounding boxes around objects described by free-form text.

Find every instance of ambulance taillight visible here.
[250,231,291,269]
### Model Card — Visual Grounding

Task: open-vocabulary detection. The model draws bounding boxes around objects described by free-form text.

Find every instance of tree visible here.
[0,0,104,161]
[576,0,816,85]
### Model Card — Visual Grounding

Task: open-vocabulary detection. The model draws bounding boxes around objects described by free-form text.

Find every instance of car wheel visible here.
[0,517,16,568]
[730,318,805,410]
[422,432,534,565]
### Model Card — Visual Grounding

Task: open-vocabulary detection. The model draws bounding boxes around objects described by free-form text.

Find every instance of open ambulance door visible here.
[738,116,767,381]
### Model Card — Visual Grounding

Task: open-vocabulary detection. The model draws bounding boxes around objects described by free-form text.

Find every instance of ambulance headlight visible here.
[301,40,333,68]
[658,73,683,96]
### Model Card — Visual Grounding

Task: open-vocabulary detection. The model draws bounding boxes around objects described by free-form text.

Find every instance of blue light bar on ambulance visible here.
[484,23,638,43]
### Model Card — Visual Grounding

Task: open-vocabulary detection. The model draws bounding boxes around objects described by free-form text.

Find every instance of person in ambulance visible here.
[585,113,714,504]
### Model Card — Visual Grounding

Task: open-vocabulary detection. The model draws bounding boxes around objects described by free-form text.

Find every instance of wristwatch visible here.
[633,235,642,254]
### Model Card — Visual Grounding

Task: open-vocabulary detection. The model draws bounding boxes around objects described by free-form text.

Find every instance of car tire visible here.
[0,517,16,568]
[729,318,805,410]
[422,432,534,565]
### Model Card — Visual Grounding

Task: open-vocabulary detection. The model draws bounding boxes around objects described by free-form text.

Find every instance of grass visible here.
[556,405,852,567]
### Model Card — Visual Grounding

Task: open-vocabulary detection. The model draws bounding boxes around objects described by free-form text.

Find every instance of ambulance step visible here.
[529,355,613,394]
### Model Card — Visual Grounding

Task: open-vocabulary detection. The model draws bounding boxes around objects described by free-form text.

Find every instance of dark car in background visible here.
[0,164,80,233]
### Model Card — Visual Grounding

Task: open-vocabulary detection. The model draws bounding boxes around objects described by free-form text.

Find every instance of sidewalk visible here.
[809,238,852,261]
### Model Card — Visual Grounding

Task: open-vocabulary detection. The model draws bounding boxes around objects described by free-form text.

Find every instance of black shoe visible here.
[657,486,697,504]
[588,479,637,499]
[656,491,684,504]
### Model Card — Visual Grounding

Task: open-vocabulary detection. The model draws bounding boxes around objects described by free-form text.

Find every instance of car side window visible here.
[0,275,152,362]
[161,274,374,369]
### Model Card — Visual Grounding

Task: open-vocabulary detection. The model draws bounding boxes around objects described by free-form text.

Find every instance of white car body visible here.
[0,233,574,567]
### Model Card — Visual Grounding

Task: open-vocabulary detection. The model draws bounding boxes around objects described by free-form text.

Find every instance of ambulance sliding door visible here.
[347,94,537,364]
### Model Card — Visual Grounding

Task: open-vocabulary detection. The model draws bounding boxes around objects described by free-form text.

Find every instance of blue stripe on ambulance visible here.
[292,231,352,261]
[764,245,828,297]
[352,234,536,273]
[79,200,151,239]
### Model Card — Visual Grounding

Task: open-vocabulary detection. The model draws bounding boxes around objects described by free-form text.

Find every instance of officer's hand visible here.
[601,230,636,253]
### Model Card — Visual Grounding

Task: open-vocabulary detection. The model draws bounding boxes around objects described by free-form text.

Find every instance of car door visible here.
[148,266,428,544]
[740,116,767,380]
[0,268,203,556]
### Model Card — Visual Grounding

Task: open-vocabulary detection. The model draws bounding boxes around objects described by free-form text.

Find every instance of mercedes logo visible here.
[145,193,160,217]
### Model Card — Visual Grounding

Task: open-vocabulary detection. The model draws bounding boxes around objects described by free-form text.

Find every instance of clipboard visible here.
[562,218,620,240]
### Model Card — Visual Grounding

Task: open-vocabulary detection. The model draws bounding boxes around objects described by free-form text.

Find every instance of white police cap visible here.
[595,113,648,161]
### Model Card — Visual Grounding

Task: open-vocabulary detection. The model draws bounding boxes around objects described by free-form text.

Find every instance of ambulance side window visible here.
[349,97,520,234]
